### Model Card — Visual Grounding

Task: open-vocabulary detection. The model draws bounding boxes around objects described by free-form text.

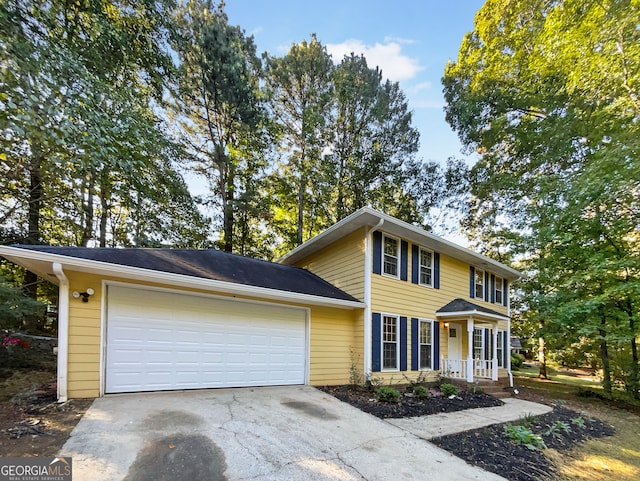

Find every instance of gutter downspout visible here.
[363,218,384,379]
[52,263,68,402]
[507,285,513,388]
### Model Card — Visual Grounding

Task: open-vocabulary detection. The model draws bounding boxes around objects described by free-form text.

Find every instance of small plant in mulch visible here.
[439,383,459,397]
[375,386,401,403]
[431,406,615,481]
[320,383,503,419]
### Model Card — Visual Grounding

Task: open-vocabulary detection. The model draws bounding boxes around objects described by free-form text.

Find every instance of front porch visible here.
[436,298,510,383]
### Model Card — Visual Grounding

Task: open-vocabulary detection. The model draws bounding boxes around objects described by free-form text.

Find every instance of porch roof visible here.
[436,298,509,322]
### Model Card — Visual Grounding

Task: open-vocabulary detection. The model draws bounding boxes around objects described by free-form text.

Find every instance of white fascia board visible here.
[0,247,364,310]
[278,207,522,281]
[435,310,509,322]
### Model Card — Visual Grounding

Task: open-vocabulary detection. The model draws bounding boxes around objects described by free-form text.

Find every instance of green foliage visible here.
[504,424,547,451]
[510,353,524,369]
[544,421,571,439]
[374,386,401,403]
[0,275,44,330]
[444,0,640,396]
[440,383,459,397]
[413,385,430,399]
[571,416,586,429]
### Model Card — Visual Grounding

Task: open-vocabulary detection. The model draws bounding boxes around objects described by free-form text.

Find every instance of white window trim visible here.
[497,329,505,368]
[473,327,485,360]
[418,318,434,371]
[475,269,485,300]
[381,313,400,371]
[495,276,504,305]
[418,247,434,288]
[382,234,400,279]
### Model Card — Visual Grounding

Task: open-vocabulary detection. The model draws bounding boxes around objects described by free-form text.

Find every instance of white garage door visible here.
[105,285,307,393]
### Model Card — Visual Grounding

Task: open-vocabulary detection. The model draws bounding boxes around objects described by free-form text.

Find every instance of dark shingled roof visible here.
[12,245,361,303]
[436,298,508,318]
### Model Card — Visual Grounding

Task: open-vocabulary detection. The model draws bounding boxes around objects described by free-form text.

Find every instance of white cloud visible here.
[383,35,416,45]
[326,39,423,82]
[408,81,432,93]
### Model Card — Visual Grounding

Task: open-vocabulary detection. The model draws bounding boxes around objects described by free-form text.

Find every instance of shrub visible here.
[375,386,401,403]
[510,353,524,369]
[504,424,547,450]
[413,385,430,399]
[440,383,459,397]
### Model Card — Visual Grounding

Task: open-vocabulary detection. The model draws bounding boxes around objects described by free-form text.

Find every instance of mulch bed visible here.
[431,406,615,481]
[321,384,616,481]
[319,384,503,418]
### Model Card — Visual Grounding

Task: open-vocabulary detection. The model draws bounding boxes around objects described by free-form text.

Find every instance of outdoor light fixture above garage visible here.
[72,288,94,302]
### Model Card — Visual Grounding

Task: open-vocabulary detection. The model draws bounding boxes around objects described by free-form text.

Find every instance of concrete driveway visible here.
[61,386,505,481]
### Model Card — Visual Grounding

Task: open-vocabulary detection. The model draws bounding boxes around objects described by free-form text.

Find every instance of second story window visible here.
[419,248,433,287]
[383,235,399,277]
[495,276,504,305]
[475,269,485,300]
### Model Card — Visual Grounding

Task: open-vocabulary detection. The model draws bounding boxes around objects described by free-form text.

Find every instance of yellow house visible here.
[0,208,519,400]
[279,208,521,386]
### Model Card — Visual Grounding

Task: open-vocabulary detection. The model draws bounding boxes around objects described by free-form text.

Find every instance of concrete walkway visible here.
[386,398,553,440]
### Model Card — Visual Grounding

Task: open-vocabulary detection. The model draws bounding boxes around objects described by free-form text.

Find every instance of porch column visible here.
[466,318,474,383]
[492,326,499,381]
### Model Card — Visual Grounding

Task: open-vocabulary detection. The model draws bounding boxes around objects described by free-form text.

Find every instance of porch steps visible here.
[472,380,512,399]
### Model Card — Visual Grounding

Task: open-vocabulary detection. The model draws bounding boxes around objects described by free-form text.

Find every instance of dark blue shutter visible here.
[434,252,440,289]
[411,245,419,284]
[372,231,382,275]
[484,271,490,301]
[400,241,408,281]
[490,274,496,303]
[484,329,491,360]
[411,318,419,370]
[503,332,508,367]
[469,266,475,298]
[503,280,509,306]
[433,321,440,370]
[372,313,381,371]
[400,316,408,371]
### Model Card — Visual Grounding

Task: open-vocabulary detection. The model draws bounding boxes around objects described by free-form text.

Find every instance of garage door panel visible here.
[106,286,306,393]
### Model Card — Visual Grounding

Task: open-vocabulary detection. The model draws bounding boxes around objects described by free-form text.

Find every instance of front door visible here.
[448,325,462,372]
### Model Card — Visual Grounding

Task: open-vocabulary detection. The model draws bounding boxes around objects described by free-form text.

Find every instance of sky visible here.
[223,0,486,166]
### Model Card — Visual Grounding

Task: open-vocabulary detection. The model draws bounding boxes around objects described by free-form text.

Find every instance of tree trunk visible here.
[297,175,304,245]
[223,165,234,253]
[23,147,43,330]
[80,168,95,246]
[98,169,110,247]
[626,297,639,398]
[599,313,612,394]
[538,319,547,379]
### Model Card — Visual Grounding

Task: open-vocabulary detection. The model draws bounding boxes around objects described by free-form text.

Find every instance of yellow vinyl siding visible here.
[62,271,362,398]
[293,228,365,301]
[370,246,510,382]
[308,306,360,385]
[67,271,102,398]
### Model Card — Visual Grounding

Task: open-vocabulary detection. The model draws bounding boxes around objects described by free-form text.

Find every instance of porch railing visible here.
[441,358,495,381]
[473,359,493,379]
[440,358,468,380]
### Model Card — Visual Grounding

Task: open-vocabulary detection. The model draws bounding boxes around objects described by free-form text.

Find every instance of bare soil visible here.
[0,369,92,457]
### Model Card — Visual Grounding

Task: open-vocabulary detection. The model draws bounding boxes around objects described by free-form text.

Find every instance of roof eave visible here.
[0,246,364,310]
[435,310,510,322]
[278,207,522,281]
